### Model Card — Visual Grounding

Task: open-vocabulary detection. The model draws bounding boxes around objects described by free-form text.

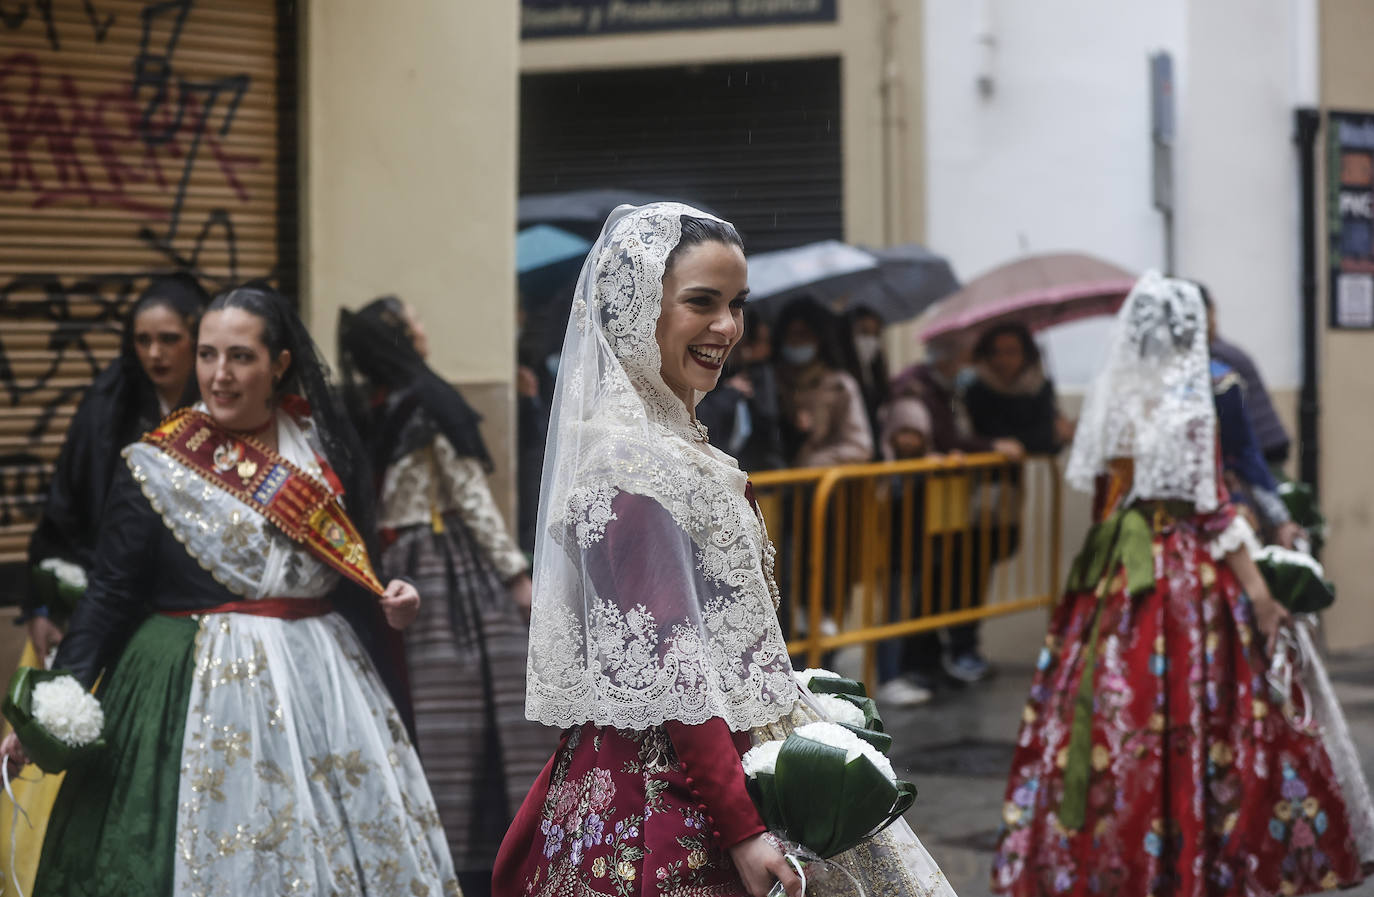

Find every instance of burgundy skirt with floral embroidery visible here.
[992,514,1364,897]
[494,723,751,897]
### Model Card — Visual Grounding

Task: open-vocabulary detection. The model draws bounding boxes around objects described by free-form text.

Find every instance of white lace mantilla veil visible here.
[1065,271,1219,510]
[523,202,799,733]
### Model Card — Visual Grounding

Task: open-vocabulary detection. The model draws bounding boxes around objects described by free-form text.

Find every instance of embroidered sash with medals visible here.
[143,409,386,597]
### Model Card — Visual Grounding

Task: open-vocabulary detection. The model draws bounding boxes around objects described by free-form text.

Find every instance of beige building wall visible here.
[521,1,926,251]
[303,2,521,509]
[1318,0,1374,651]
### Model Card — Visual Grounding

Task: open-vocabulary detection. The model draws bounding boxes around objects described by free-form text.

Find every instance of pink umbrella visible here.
[916,252,1137,341]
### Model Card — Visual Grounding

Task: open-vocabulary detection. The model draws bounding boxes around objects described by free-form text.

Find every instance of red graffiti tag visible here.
[0,52,259,218]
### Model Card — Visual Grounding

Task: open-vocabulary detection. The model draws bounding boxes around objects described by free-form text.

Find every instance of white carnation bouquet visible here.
[742,670,916,894]
[3,668,105,773]
[30,557,88,624]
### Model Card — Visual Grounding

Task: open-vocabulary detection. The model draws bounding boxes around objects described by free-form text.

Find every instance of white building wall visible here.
[923,0,1309,392]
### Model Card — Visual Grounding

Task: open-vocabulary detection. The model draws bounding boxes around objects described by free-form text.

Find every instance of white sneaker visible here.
[876,676,933,707]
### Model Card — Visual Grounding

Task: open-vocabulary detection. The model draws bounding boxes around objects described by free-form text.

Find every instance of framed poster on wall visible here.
[1328,111,1374,329]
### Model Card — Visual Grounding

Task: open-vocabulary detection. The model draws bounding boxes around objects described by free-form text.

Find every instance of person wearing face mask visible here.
[2,283,458,896]
[773,297,874,468]
[885,335,1026,687]
[847,306,891,456]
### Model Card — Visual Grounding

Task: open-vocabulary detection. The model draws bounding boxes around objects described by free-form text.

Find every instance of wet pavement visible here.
[855,634,1374,897]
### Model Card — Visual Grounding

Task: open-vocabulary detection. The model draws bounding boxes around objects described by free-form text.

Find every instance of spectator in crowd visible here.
[695,307,786,472]
[888,336,1024,685]
[874,393,937,706]
[964,321,1072,455]
[1199,282,1292,466]
[773,297,873,467]
[847,305,892,456]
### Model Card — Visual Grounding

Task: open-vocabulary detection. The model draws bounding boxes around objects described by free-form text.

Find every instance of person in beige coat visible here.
[773,297,873,468]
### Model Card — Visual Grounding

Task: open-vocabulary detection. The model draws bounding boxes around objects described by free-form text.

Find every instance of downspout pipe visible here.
[1294,107,1321,496]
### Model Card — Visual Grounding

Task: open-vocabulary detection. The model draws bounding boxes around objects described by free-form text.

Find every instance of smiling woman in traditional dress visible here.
[492,203,958,897]
[1,283,459,897]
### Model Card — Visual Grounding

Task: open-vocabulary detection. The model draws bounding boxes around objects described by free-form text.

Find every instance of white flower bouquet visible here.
[794,668,891,754]
[3,668,105,773]
[30,558,88,622]
[742,721,916,861]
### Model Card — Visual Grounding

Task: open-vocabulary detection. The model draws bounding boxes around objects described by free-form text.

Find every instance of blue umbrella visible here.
[517,224,592,303]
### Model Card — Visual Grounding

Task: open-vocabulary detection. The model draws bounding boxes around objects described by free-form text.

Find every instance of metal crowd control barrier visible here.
[752,454,1062,684]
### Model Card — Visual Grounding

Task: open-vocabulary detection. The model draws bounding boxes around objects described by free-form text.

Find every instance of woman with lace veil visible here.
[492,203,957,897]
[991,273,1365,897]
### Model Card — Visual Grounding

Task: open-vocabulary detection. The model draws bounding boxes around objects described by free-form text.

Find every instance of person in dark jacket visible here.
[846,305,892,456]
[1198,283,1291,466]
[25,273,208,655]
[889,335,1024,686]
[964,321,1070,455]
[695,308,786,472]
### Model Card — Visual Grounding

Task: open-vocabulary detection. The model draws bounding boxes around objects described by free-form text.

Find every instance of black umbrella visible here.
[517,189,716,237]
[747,241,959,324]
[845,244,961,323]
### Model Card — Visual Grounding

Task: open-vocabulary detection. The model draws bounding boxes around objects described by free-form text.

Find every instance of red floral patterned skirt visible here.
[494,724,748,897]
[992,519,1364,897]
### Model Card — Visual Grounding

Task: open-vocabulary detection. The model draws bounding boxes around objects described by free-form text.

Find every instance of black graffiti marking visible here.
[139,206,241,289]
[83,0,114,41]
[0,0,115,50]
[0,0,272,542]
[131,0,252,246]
[0,453,49,528]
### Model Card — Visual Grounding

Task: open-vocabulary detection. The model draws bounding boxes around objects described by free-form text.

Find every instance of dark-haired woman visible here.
[4,274,207,894]
[3,284,459,896]
[773,297,874,468]
[964,322,1069,457]
[847,305,891,456]
[962,321,1070,569]
[24,274,208,650]
[340,297,554,895]
[494,204,956,897]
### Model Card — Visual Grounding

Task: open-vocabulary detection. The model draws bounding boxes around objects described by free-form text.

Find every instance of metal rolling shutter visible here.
[520,57,842,253]
[0,0,296,577]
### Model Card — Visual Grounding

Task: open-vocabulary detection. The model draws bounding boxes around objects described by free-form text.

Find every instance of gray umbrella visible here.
[844,244,961,323]
[747,241,959,323]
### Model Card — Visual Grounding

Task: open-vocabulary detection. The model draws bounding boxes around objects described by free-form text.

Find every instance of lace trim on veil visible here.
[525,203,798,733]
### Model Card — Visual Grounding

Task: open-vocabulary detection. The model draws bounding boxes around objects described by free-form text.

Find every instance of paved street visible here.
[857,632,1374,897]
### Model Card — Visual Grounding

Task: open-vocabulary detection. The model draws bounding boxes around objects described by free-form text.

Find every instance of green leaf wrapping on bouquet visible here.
[1254,551,1335,614]
[833,693,884,733]
[28,565,85,623]
[1276,480,1327,550]
[771,734,913,858]
[837,723,893,755]
[746,773,785,832]
[3,667,105,774]
[804,676,868,699]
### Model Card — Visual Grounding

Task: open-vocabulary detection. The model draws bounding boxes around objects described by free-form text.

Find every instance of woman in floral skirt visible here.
[493,203,958,897]
[991,273,1365,897]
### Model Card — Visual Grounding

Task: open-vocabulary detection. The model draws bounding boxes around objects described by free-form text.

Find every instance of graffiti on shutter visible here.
[0,0,290,571]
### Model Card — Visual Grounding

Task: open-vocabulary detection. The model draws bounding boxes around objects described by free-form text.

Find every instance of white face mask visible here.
[782,343,818,366]
[854,334,882,366]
